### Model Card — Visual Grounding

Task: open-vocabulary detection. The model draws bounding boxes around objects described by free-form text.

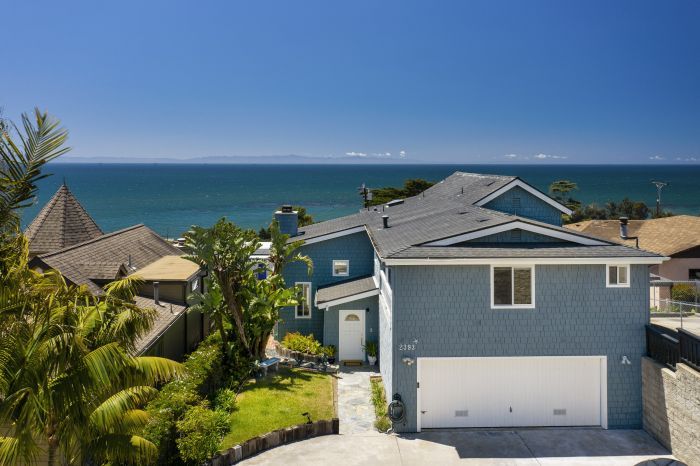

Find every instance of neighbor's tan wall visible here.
[138,282,187,304]
[658,258,700,281]
[642,356,700,465]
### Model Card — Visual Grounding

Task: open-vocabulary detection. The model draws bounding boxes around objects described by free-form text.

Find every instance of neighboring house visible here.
[25,187,208,361]
[25,184,103,258]
[565,215,700,281]
[276,171,665,432]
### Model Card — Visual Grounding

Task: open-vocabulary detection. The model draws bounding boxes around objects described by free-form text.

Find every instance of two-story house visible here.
[276,172,665,433]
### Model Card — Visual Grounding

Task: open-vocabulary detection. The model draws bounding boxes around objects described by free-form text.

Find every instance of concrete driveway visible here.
[241,429,680,466]
[651,315,700,336]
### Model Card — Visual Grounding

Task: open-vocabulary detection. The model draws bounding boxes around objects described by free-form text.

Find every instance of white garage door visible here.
[418,356,607,430]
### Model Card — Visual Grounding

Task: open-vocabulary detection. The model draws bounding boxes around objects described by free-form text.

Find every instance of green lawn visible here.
[221,367,335,448]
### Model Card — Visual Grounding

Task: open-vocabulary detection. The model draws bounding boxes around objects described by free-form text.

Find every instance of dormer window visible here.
[333,260,349,277]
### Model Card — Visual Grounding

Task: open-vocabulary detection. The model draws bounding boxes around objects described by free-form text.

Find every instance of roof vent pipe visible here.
[619,217,629,238]
[382,215,390,229]
[618,217,639,248]
[153,281,160,305]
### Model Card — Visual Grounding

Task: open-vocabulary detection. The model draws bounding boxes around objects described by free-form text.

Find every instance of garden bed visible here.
[369,375,391,433]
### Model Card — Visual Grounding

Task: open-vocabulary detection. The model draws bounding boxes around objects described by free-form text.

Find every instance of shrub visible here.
[282,332,322,355]
[321,345,336,358]
[215,388,237,413]
[144,333,237,465]
[671,284,700,303]
[175,403,230,465]
[370,378,391,433]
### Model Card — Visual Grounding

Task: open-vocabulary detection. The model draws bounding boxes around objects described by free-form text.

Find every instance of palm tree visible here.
[267,220,313,278]
[184,218,261,355]
[0,109,182,465]
[0,273,182,466]
[0,108,70,239]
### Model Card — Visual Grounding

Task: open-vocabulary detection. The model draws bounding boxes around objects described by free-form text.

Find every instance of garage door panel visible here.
[419,357,604,429]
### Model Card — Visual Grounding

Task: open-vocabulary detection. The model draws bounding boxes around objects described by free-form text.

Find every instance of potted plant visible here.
[324,345,336,364]
[364,341,378,365]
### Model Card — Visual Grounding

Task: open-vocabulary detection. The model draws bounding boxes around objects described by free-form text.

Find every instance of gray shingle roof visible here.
[316,276,378,306]
[290,171,663,261]
[133,295,187,355]
[25,184,103,255]
[32,224,182,295]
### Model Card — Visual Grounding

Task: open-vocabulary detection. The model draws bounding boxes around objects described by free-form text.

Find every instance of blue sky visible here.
[3,0,699,163]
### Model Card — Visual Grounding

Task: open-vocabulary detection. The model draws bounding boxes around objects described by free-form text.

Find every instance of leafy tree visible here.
[548,180,581,211]
[367,178,435,206]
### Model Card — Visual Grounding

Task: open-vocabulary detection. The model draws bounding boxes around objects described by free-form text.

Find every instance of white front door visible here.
[338,310,365,361]
[418,356,607,430]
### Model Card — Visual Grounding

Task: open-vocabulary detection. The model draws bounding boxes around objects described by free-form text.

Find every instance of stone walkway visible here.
[336,365,380,434]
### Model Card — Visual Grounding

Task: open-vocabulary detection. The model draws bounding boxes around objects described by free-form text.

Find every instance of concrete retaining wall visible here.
[209,418,339,465]
[642,356,700,466]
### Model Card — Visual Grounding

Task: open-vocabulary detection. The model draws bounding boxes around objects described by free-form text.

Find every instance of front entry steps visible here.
[343,360,363,366]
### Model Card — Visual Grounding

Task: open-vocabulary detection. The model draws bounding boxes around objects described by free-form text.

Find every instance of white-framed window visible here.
[332,260,350,277]
[491,265,535,309]
[606,264,630,288]
[295,282,312,318]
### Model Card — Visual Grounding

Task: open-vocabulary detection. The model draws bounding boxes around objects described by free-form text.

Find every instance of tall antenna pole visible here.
[651,181,668,217]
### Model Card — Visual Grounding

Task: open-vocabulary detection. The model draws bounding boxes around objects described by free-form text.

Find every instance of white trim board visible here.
[296,226,366,246]
[474,179,573,215]
[384,256,667,266]
[316,288,379,309]
[423,220,608,246]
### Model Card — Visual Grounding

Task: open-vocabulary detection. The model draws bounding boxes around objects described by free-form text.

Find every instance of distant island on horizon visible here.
[53,154,697,165]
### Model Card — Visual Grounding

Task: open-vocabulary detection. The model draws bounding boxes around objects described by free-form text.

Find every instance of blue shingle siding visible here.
[484,185,563,226]
[323,296,379,355]
[389,263,649,432]
[462,229,567,244]
[277,231,375,342]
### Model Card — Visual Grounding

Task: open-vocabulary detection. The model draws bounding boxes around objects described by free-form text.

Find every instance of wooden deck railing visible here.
[646,325,680,370]
[678,328,700,372]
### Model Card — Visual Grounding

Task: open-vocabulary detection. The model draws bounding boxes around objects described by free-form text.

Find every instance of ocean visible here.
[20,164,700,238]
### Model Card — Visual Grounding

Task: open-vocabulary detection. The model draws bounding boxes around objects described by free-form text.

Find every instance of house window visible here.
[491,265,535,308]
[191,278,199,292]
[332,260,349,277]
[607,265,630,288]
[689,269,700,280]
[295,282,312,318]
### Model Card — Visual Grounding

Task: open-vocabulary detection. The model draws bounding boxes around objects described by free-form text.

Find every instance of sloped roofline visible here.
[474,178,573,215]
[421,219,609,247]
[38,223,151,259]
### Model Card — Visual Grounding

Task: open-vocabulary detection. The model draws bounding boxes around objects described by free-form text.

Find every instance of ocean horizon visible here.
[21,163,700,238]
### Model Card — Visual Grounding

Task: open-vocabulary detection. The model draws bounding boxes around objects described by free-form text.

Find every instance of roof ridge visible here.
[39,223,148,258]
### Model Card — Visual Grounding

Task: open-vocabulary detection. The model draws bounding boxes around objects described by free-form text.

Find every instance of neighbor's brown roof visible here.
[32,224,183,295]
[564,215,700,257]
[132,295,187,355]
[134,255,200,282]
[25,184,103,255]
